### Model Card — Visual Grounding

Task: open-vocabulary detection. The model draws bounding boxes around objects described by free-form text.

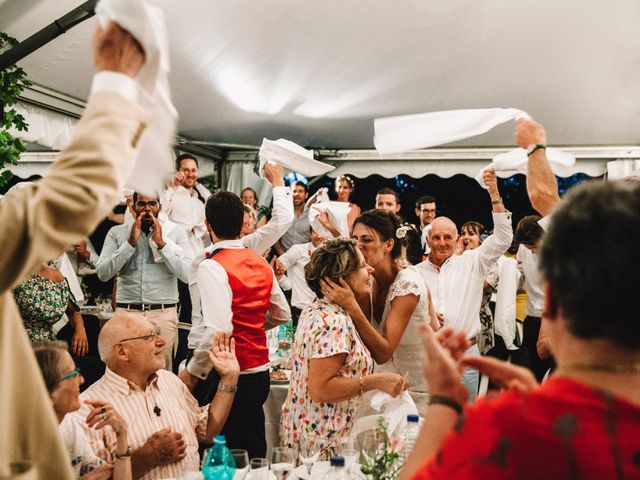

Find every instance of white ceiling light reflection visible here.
[293,74,400,119]
[213,63,290,115]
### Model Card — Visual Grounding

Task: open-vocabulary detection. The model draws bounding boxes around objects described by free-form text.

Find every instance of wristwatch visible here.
[526,144,546,156]
[115,445,132,459]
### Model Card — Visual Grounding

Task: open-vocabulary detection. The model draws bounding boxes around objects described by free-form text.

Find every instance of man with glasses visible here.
[97,192,193,370]
[74,312,239,479]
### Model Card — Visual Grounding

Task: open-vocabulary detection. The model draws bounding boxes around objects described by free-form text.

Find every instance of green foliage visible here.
[359,417,403,480]
[0,31,31,187]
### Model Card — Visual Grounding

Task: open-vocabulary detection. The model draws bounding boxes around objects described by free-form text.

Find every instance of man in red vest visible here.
[180,190,290,458]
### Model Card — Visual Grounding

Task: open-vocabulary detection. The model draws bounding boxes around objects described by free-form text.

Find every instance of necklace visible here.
[559,363,640,374]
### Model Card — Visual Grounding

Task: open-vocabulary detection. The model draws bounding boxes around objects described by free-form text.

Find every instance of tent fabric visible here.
[325,158,607,180]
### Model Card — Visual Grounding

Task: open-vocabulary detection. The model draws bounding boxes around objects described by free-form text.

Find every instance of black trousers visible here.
[193,369,270,459]
[516,316,556,382]
[177,280,192,324]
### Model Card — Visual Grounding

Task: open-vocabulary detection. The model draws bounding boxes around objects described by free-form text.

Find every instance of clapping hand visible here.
[461,356,538,394]
[150,213,166,249]
[419,325,470,405]
[85,399,128,439]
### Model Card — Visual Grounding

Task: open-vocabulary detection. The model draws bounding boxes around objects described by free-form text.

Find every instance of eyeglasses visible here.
[135,200,159,208]
[119,329,161,343]
[60,368,81,381]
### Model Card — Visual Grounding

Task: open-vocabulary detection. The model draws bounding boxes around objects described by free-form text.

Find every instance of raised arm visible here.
[515,118,560,216]
[0,22,147,291]
[242,164,294,254]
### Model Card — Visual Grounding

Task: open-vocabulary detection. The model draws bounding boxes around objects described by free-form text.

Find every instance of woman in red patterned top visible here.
[400,181,640,480]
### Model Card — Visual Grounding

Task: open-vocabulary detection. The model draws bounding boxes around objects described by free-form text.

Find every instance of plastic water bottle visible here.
[323,456,351,479]
[400,414,420,464]
[202,434,236,480]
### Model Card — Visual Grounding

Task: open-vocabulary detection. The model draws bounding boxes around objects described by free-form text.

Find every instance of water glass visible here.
[338,437,358,469]
[248,457,269,480]
[231,449,249,479]
[271,447,295,480]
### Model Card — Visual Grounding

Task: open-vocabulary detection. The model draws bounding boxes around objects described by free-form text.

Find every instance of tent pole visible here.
[0,0,98,70]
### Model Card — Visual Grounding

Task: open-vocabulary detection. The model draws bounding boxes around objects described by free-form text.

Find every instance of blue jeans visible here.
[461,344,479,402]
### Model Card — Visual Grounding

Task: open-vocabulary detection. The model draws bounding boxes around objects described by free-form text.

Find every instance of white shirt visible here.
[421,223,432,254]
[187,184,292,328]
[516,244,545,317]
[96,220,193,304]
[161,184,211,254]
[59,414,103,477]
[187,239,290,379]
[416,211,513,337]
[278,242,316,309]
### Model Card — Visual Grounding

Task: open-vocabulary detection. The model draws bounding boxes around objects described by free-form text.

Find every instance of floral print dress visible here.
[280,297,373,451]
[14,274,72,342]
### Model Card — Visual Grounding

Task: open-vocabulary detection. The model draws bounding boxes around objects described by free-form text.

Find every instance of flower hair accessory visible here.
[395,225,411,239]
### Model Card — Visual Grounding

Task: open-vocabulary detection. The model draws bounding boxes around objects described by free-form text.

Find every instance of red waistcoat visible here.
[209,248,273,371]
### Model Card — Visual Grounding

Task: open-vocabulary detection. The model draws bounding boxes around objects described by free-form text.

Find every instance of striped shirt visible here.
[73,368,208,480]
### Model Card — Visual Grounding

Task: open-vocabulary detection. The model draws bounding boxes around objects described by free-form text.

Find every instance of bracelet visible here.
[429,395,463,415]
[115,445,132,459]
[217,382,238,393]
[359,376,364,396]
[491,197,503,205]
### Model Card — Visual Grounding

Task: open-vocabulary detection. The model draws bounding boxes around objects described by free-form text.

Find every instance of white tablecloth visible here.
[264,383,289,458]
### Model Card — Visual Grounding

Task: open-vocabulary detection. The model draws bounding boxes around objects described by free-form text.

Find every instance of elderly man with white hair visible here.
[416,168,513,401]
[73,312,239,480]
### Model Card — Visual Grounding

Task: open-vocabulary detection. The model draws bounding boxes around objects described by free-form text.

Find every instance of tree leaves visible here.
[0,31,31,187]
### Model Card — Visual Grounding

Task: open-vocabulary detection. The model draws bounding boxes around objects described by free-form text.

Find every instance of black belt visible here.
[116,303,177,311]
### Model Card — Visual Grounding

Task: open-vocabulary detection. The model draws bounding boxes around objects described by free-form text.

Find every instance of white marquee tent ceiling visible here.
[1,0,639,152]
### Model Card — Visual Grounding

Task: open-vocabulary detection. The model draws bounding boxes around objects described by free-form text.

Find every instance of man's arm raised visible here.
[515,118,561,216]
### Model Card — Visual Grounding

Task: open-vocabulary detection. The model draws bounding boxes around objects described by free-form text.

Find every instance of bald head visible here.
[428,216,459,267]
[429,217,458,237]
[98,312,149,364]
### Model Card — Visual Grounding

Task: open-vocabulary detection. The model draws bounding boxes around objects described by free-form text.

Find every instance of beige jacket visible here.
[0,91,148,479]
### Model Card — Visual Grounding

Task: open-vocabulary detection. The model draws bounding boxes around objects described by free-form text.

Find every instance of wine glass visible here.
[357,429,382,467]
[231,449,249,480]
[298,432,320,476]
[339,437,358,471]
[271,446,295,480]
[248,458,269,480]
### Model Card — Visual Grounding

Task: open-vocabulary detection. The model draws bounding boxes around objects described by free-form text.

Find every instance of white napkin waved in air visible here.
[369,390,418,438]
[259,138,335,177]
[96,0,178,196]
[474,147,576,188]
[308,201,351,238]
[374,108,528,155]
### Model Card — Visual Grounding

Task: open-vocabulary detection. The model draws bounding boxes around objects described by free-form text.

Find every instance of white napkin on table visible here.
[96,0,178,196]
[369,390,418,438]
[374,108,528,155]
[259,138,335,177]
[474,147,576,188]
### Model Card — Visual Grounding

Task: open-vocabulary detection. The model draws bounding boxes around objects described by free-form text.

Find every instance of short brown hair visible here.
[305,238,361,298]
[33,341,69,394]
[515,215,544,245]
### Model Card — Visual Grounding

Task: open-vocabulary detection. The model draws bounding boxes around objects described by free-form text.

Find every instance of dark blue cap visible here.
[330,456,345,467]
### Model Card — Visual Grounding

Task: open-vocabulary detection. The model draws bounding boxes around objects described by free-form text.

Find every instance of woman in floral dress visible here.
[280,238,407,452]
[14,261,89,355]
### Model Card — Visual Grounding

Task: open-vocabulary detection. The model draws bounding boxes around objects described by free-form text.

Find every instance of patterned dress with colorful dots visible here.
[280,298,373,452]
